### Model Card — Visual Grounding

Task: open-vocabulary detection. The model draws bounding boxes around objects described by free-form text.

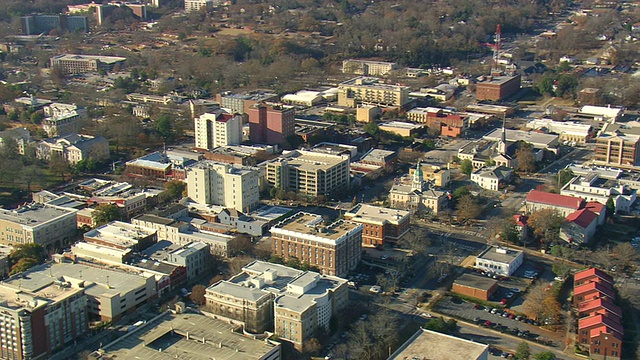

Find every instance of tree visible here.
[605,197,615,218]
[501,219,520,244]
[523,283,550,320]
[515,143,536,173]
[49,154,70,181]
[93,204,123,226]
[533,351,556,360]
[455,195,482,224]
[460,159,473,177]
[10,244,46,264]
[189,284,206,305]
[611,242,639,271]
[557,169,574,190]
[424,317,457,334]
[452,186,470,200]
[154,114,175,141]
[515,341,531,360]
[163,180,186,200]
[527,209,564,245]
[10,258,38,275]
[363,121,380,137]
[302,338,322,355]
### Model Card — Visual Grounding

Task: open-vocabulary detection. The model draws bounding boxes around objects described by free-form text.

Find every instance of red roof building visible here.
[574,281,616,306]
[578,314,624,344]
[575,268,614,287]
[578,298,622,321]
[525,190,585,217]
[562,209,599,244]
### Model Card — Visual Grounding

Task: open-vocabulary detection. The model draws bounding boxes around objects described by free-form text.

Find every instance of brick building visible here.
[344,204,410,247]
[452,273,498,301]
[475,75,521,101]
[248,104,295,145]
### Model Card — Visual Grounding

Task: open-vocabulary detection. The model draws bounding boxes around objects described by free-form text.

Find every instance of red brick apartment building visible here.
[344,204,410,247]
[270,212,362,278]
[574,268,623,360]
[248,104,295,145]
[475,74,521,101]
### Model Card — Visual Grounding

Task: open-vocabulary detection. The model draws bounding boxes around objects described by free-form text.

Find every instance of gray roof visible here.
[0,204,75,227]
[477,246,523,263]
[454,273,498,291]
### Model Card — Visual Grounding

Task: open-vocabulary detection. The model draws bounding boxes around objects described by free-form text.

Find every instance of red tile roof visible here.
[513,214,527,227]
[578,298,622,317]
[574,281,615,299]
[575,268,614,285]
[566,209,599,229]
[525,190,585,209]
[590,325,623,341]
[579,314,623,335]
[585,201,605,214]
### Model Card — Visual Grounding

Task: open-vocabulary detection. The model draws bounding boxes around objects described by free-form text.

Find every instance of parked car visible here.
[369,285,382,294]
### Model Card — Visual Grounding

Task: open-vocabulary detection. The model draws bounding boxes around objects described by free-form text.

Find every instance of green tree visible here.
[164,180,186,200]
[363,121,380,136]
[460,159,473,177]
[533,351,556,360]
[501,220,520,244]
[10,244,46,264]
[423,317,457,334]
[9,258,38,275]
[154,114,175,141]
[452,186,470,200]
[557,169,574,189]
[515,341,531,360]
[93,203,123,226]
[605,197,615,218]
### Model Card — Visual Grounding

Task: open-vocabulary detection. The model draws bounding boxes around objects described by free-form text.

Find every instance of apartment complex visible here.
[270,212,362,277]
[49,54,127,74]
[475,74,521,101]
[341,59,398,76]
[247,104,295,145]
[574,268,623,360]
[36,133,109,165]
[205,261,348,349]
[265,150,350,197]
[0,282,87,359]
[186,160,260,212]
[337,77,411,108]
[21,14,88,35]
[594,133,640,167]
[194,112,243,150]
[0,204,77,251]
[344,204,410,247]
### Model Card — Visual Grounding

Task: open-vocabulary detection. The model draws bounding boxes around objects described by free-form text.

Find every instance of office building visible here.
[187,160,260,212]
[21,14,88,35]
[594,133,640,167]
[389,328,489,360]
[389,163,448,214]
[265,150,350,197]
[100,312,281,360]
[215,91,279,115]
[561,173,636,214]
[470,166,513,191]
[36,133,109,165]
[248,104,295,145]
[270,212,362,277]
[408,163,451,187]
[378,121,423,138]
[0,282,87,359]
[337,77,410,108]
[95,3,147,25]
[184,0,213,12]
[3,262,156,322]
[344,204,410,247]
[475,246,524,276]
[205,261,348,349]
[50,54,126,74]
[142,241,210,281]
[83,221,158,252]
[194,112,243,150]
[526,118,592,144]
[452,273,498,301]
[0,204,77,251]
[341,59,398,76]
[407,107,468,137]
[475,74,521,101]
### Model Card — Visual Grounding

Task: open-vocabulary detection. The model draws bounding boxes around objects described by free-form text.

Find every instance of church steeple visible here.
[412,162,424,191]
[497,115,507,154]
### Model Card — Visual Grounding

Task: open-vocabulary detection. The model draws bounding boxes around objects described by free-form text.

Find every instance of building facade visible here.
[194,112,243,150]
[475,75,521,101]
[270,212,362,278]
[389,164,448,214]
[594,133,640,167]
[248,104,295,145]
[344,204,410,247]
[342,60,398,76]
[50,54,126,74]
[36,133,109,165]
[0,204,77,251]
[337,77,410,108]
[474,246,524,276]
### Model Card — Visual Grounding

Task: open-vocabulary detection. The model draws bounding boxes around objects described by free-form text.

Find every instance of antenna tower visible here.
[492,24,502,75]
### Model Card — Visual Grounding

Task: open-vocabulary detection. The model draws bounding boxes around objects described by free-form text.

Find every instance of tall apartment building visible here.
[342,59,398,76]
[475,74,521,101]
[21,14,88,35]
[344,204,410,247]
[205,261,348,349]
[337,77,410,108]
[194,112,243,150]
[248,104,295,145]
[270,212,362,277]
[184,0,213,12]
[50,54,127,74]
[186,160,260,212]
[594,133,640,167]
[0,282,87,359]
[215,91,279,115]
[0,204,77,251]
[266,150,350,197]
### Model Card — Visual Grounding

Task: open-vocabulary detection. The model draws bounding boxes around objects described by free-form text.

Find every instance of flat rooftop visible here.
[51,54,126,64]
[389,328,488,360]
[379,121,423,130]
[484,128,558,147]
[84,221,156,248]
[273,150,348,172]
[477,246,523,263]
[339,76,409,91]
[0,204,75,227]
[454,273,498,291]
[345,204,409,225]
[478,74,519,85]
[100,312,280,360]
[271,212,361,243]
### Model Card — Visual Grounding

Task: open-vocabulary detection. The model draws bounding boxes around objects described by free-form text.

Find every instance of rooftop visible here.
[51,53,126,64]
[476,246,523,263]
[125,151,171,171]
[379,121,423,130]
[100,312,280,360]
[526,190,585,210]
[566,209,599,229]
[454,273,498,291]
[270,212,362,245]
[484,128,558,148]
[0,203,75,227]
[345,204,409,225]
[339,76,409,91]
[359,148,396,163]
[389,328,488,360]
[84,221,156,248]
[269,150,348,172]
[477,74,520,85]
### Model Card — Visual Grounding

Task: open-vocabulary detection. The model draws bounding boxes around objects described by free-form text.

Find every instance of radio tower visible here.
[492,24,502,75]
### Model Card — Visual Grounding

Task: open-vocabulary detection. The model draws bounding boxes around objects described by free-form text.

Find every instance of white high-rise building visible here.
[186,160,260,212]
[194,112,243,150]
[184,0,213,12]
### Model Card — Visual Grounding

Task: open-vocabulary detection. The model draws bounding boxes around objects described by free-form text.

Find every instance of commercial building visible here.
[561,173,636,214]
[357,148,397,172]
[0,281,87,359]
[389,328,489,360]
[526,118,592,144]
[265,150,350,197]
[0,204,77,251]
[36,133,109,165]
[83,221,158,252]
[337,77,410,108]
[475,74,521,101]
[21,14,88,35]
[475,246,524,276]
[270,212,362,278]
[389,164,448,214]
[125,93,182,105]
[186,160,260,212]
[344,204,410,247]
[99,312,281,360]
[50,54,126,74]
[205,261,348,349]
[194,112,243,150]
[378,121,423,137]
[578,105,624,122]
[594,133,640,167]
[470,166,513,191]
[215,91,279,115]
[483,128,559,153]
[342,59,398,76]
[407,107,468,137]
[248,104,295,145]
[452,273,499,301]
[3,262,156,322]
[142,241,210,281]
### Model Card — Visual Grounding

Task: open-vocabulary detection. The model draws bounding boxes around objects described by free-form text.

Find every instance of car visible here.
[506,292,514,298]
[509,288,520,293]
[501,312,509,317]
[420,313,433,318]
[515,316,522,321]
[369,285,382,294]
[380,255,389,260]
[508,313,516,319]
[359,314,367,321]
[500,299,508,305]
[484,320,493,327]
[474,304,483,310]
[473,317,481,322]
[484,307,492,312]
[490,308,498,314]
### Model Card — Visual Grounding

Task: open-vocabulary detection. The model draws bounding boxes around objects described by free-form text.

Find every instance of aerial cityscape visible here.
[0,0,639,359]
